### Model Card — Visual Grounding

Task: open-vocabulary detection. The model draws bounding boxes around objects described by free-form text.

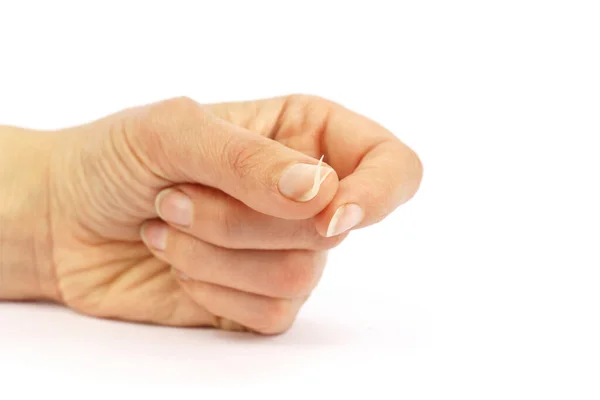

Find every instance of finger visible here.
[154,183,346,250]
[314,107,423,236]
[125,97,339,219]
[140,220,327,299]
[208,95,423,236]
[175,277,306,335]
[316,138,423,237]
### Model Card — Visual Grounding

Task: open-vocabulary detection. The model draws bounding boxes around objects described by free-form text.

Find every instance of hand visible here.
[4,95,422,334]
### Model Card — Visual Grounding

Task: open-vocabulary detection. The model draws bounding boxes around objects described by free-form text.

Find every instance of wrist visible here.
[0,127,60,302]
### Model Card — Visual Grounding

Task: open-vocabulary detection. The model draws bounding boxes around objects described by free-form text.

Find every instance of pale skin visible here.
[0,95,422,334]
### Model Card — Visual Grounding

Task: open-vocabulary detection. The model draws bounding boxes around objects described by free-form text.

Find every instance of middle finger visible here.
[141,219,328,299]
[154,184,346,250]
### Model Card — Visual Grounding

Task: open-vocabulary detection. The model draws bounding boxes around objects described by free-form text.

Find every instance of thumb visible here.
[127,97,338,219]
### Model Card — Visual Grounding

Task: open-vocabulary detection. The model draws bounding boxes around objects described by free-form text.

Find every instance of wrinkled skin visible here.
[1,95,422,334]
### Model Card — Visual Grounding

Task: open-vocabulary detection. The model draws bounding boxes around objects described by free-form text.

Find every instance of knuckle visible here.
[397,145,424,203]
[224,138,274,181]
[254,299,294,334]
[410,148,424,185]
[278,94,336,142]
[163,96,199,112]
[228,143,260,179]
[274,251,320,298]
[374,140,424,209]
[288,93,334,109]
[214,198,243,246]
[142,95,202,136]
[150,96,204,125]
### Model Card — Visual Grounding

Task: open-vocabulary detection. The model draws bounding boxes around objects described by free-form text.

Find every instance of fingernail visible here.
[141,223,168,251]
[279,156,333,202]
[156,189,193,226]
[326,204,364,237]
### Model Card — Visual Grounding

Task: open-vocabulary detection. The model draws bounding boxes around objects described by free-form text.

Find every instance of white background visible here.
[1,0,599,398]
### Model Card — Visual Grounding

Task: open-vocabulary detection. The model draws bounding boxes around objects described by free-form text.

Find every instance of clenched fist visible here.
[0,95,422,334]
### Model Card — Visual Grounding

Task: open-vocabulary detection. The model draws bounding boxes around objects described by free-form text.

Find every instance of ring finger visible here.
[141,219,328,300]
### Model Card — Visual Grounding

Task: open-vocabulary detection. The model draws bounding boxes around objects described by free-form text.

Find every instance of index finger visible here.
[310,97,423,236]
[208,94,423,236]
